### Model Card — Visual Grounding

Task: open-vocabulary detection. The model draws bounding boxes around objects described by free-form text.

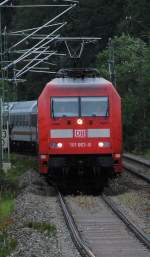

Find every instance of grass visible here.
[0,153,37,226]
[0,193,16,257]
[131,149,150,160]
[0,153,37,223]
[142,149,150,160]
[11,153,38,170]
[0,194,14,223]
[0,154,37,192]
[0,233,17,257]
[5,153,38,184]
[26,222,57,237]
[118,192,140,208]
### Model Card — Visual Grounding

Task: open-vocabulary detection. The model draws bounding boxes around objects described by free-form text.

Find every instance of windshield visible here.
[51,97,78,118]
[81,97,108,117]
[51,96,109,118]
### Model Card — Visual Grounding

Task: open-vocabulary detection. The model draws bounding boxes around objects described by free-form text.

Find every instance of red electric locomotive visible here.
[38,68,122,188]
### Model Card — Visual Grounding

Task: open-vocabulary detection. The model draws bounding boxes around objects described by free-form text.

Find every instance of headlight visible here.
[50,142,63,148]
[77,119,83,125]
[98,142,111,148]
[57,142,63,148]
[98,142,104,148]
[40,155,47,160]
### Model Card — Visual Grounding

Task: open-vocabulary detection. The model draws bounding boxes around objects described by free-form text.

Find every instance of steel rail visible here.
[9,48,53,54]
[63,0,79,2]
[0,78,26,82]
[58,191,96,257]
[0,0,79,6]
[10,23,64,34]
[123,153,150,167]
[124,163,150,183]
[15,67,50,71]
[0,5,72,8]
[10,51,55,55]
[0,0,10,6]
[123,154,150,183]
[29,70,56,74]
[15,59,56,66]
[5,34,101,41]
[102,194,150,250]
[1,59,56,66]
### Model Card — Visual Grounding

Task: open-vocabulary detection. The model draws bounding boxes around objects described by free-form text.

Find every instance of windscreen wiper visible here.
[51,100,55,118]
[105,105,109,117]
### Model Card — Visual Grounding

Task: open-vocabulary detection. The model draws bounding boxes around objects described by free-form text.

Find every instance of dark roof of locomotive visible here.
[46,77,112,89]
[55,68,100,78]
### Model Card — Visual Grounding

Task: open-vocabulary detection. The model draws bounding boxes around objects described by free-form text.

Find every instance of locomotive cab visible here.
[38,69,122,186]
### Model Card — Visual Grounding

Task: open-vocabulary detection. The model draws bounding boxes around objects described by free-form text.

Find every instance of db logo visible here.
[74,129,87,138]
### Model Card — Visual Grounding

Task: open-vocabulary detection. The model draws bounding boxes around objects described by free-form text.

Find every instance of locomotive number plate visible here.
[74,129,87,138]
[70,142,92,148]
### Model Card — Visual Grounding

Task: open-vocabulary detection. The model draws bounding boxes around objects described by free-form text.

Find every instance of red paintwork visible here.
[38,77,122,174]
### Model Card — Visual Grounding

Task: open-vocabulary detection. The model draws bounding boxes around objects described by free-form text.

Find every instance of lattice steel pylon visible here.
[0,6,4,170]
[0,7,11,171]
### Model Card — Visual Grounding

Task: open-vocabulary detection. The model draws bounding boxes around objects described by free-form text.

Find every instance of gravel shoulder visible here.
[8,170,81,257]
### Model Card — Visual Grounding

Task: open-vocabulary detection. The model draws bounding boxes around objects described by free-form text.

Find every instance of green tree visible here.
[118,0,150,41]
[96,34,150,152]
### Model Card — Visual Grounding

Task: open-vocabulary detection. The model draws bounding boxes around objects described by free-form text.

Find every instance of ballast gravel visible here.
[8,170,81,257]
[105,170,150,236]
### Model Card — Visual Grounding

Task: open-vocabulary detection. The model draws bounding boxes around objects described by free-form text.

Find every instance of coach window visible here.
[51,97,78,118]
[81,97,109,117]
[14,115,17,125]
[19,115,22,126]
[21,115,24,126]
[31,114,37,126]
[17,115,20,126]
[11,115,15,125]
[17,116,20,125]
[15,115,18,125]
[25,115,28,126]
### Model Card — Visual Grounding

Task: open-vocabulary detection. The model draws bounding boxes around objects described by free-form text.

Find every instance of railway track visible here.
[123,153,150,183]
[58,191,150,257]
[58,191,95,257]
